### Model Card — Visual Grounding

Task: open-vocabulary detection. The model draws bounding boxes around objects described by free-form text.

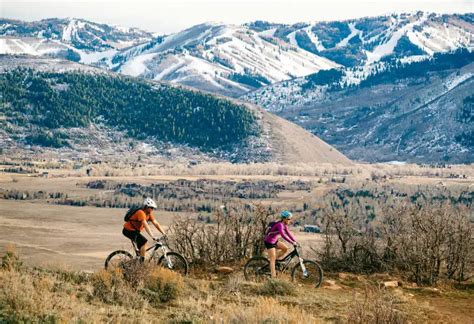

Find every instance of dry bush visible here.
[380,204,473,284]
[143,267,184,303]
[91,268,147,308]
[168,204,273,265]
[318,187,473,284]
[212,297,316,323]
[347,286,407,324]
[1,247,22,271]
[258,278,296,296]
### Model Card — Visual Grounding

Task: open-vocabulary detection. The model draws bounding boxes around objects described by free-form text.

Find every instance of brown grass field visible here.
[0,162,473,322]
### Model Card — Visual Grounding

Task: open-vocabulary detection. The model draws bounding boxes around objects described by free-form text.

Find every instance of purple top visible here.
[264,221,296,245]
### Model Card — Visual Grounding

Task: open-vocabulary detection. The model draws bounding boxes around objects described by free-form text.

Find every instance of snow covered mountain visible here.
[113,22,339,96]
[249,12,473,67]
[1,13,472,97]
[0,18,154,65]
[244,49,474,163]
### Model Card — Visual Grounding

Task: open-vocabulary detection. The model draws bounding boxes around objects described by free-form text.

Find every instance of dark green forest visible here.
[0,69,259,150]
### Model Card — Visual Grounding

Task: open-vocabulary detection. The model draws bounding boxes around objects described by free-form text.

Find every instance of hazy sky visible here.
[2,0,473,34]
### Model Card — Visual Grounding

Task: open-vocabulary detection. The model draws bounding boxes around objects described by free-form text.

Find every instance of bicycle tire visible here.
[244,257,270,282]
[104,250,133,270]
[157,252,189,276]
[291,260,324,288]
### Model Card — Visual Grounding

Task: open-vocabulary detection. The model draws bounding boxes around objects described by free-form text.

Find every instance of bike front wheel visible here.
[291,260,324,288]
[157,252,188,276]
[104,250,133,270]
[244,257,270,282]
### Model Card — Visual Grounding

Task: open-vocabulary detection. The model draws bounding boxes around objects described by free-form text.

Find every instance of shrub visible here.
[347,286,407,324]
[168,204,273,265]
[90,269,146,308]
[258,279,296,296]
[317,187,473,285]
[1,249,22,271]
[143,267,184,303]
[213,297,313,323]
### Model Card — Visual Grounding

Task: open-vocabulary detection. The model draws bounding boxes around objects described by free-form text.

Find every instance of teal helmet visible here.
[280,210,293,219]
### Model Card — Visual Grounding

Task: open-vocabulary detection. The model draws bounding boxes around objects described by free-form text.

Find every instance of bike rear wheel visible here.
[157,252,188,276]
[244,257,270,282]
[104,250,133,270]
[291,260,324,288]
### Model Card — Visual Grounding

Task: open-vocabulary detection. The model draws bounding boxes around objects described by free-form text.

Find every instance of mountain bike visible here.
[105,236,188,276]
[244,245,323,287]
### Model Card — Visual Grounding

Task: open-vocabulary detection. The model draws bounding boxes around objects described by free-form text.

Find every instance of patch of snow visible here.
[385,161,407,165]
[62,19,75,42]
[119,53,157,76]
[399,55,430,64]
[258,28,277,37]
[304,26,325,51]
[0,39,14,54]
[80,49,118,65]
[337,23,361,48]
[444,72,473,91]
[366,12,428,64]
[287,31,298,46]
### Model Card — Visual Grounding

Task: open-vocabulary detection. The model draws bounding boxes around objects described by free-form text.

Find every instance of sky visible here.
[2,0,473,34]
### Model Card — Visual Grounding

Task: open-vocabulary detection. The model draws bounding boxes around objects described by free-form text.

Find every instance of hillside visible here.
[0,18,154,69]
[113,22,338,97]
[0,56,350,165]
[244,50,474,163]
[249,12,473,67]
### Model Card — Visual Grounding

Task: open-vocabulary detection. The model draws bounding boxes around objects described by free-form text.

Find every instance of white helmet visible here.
[143,197,157,209]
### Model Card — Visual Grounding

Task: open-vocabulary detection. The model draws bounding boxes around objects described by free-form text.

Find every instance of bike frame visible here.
[276,247,308,276]
[130,239,174,267]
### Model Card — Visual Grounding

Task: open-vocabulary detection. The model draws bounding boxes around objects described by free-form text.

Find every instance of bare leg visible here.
[139,243,147,258]
[267,248,277,278]
[276,241,288,260]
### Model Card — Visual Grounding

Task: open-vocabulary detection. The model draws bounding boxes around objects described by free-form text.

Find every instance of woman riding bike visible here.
[264,210,298,278]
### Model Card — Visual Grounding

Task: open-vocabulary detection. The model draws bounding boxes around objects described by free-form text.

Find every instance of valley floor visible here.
[0,164,473,322]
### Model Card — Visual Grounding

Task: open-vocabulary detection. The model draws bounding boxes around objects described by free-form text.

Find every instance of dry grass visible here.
[212,297,317,323]
[1,250,473,323]
[347,286,407,324]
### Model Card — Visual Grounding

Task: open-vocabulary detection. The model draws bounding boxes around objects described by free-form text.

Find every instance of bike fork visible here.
[298,257,308,278]
[162,247,174,269]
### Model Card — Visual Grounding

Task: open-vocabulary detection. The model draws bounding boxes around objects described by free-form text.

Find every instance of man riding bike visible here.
[122,197,166,262]
[264,210,298,278]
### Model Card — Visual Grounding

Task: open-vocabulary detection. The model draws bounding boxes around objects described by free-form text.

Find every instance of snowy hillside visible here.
[244,50,474,163]
[114,22,339,96]
[0,18,154,66]
[251,12,473,67]
[1,13,472,97]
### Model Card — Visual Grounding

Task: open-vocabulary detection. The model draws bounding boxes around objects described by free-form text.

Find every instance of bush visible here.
[168,204,273,265]
[347,286,407,324]
[90,269,146,308]
[318,187,473,285]
[143,267,184,303]
[258,279,296,296]
[1,249,22,271]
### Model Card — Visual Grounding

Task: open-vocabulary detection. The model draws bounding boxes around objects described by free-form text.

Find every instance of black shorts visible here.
[122,228,147,249]
[264,240,278,249]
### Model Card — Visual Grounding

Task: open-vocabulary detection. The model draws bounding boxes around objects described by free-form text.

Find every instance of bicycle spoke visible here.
[292,260,324,288]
